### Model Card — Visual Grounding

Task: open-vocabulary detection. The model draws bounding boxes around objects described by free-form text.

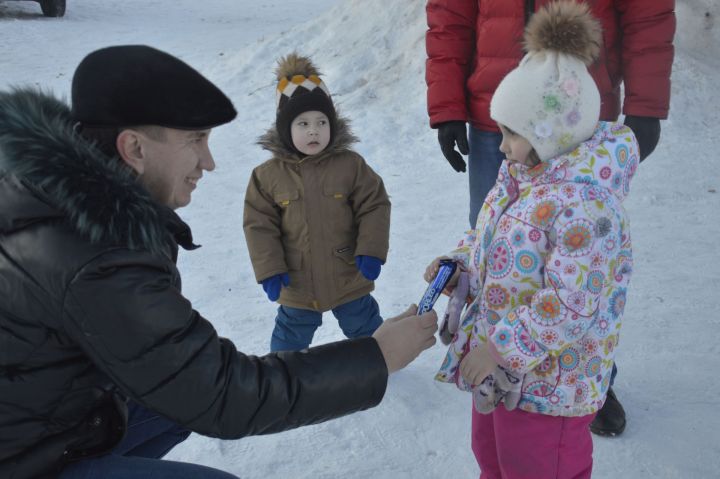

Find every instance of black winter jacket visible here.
[0,89,388,479]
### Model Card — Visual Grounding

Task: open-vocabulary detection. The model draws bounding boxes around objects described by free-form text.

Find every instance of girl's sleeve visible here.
[486,199,627,375]
[446,229,481,299]
[446,190,499,300]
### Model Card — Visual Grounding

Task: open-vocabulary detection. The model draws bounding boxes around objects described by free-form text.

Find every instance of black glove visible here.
[437,121,469,172]
[623,115,661,162]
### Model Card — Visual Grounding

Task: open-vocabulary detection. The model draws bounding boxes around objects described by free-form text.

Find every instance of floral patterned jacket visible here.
[436,121,639,417]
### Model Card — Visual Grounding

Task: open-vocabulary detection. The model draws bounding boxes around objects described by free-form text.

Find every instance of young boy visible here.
[244,53,390,352]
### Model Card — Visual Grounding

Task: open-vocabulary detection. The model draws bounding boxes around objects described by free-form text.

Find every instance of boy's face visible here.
[498,124,536,167]
[290,111,331,156]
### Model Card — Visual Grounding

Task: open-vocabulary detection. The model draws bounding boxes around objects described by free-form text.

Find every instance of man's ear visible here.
[116,129,146,175]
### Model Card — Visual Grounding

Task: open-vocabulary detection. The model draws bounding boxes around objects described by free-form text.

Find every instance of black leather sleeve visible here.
[62,248,388,439]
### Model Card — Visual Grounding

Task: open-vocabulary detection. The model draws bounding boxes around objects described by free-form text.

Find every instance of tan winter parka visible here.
[244,118,390,312]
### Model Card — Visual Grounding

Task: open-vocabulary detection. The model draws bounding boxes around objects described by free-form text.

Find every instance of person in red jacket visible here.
[425,0,675,437]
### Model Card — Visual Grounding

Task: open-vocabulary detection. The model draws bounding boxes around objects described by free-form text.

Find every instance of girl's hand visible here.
[424,256,460,287]
[460,344,497,386]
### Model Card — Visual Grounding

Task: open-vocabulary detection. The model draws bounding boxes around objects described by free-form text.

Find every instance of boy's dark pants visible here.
[271,294,382,352]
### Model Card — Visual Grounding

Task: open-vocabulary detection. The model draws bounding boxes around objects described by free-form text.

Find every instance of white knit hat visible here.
[490,1,602,161]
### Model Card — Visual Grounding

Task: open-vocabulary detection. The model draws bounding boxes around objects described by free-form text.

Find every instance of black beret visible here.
[71,45,237,129]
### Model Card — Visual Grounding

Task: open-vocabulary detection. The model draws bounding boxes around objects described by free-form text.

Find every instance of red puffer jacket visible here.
[426,0,676,131]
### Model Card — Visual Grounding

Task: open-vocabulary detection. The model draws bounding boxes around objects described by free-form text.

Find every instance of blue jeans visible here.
[271,294,383,351]
[59,402,238,479]
[468,127,505,228]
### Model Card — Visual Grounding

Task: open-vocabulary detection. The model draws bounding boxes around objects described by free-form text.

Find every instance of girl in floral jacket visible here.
[425,3,639,477]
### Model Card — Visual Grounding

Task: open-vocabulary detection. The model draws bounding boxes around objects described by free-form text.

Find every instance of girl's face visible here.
[291,111,331,156]
[498,124,538,167]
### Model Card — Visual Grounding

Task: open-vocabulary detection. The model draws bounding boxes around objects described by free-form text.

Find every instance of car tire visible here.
[40,0,66,17]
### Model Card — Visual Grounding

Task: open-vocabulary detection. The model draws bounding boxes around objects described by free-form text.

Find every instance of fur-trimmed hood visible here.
[0,87,179,254]
[257,114,358,162]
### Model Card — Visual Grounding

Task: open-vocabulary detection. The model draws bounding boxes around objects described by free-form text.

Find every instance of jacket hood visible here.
[257,114,358,162]
[0,87,173,253]
[512,121,639,203]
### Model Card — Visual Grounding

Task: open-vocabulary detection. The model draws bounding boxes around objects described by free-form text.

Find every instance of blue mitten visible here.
[261,273,289,301]
[355,255,383,281]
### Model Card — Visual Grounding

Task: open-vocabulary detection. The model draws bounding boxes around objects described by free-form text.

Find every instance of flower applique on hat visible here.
[490,1,603,161]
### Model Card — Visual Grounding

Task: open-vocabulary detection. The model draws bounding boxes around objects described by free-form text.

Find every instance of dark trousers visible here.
[468,127,505,228]
[58,402,238,478]
[271,294,382,351]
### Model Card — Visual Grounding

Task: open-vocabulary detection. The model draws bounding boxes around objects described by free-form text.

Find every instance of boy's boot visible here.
[590,387,626,436]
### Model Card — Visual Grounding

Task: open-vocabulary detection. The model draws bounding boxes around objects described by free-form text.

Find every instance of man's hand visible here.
[373,304,438,373]
[460,344,497,386]
[623,115,661,162]
[437,121,469,172]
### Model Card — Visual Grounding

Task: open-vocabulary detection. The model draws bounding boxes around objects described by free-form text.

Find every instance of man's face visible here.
[137,127,215,209]
[290,111,331,156]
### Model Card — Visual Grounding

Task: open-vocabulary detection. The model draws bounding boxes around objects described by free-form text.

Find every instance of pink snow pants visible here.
[471,404,595,479]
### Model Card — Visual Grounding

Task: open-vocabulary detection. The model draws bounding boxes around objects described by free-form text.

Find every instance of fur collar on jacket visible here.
[0,87,173,254]
[257,114,358,161]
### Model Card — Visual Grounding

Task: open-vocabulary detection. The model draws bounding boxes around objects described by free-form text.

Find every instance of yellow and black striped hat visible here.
[275,53,336,150]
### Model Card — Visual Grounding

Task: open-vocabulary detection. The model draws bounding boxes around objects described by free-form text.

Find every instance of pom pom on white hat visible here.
[491,1,602,161]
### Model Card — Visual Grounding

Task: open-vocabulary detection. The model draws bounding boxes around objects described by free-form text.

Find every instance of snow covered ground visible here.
[2,0,719,477]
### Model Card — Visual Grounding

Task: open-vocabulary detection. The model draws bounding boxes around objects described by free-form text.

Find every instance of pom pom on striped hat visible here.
[274,53,336,150]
